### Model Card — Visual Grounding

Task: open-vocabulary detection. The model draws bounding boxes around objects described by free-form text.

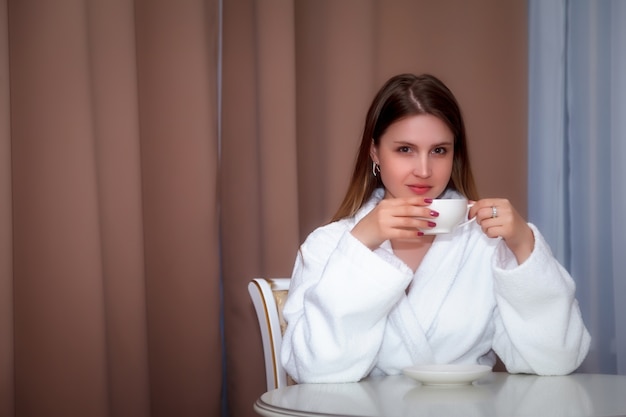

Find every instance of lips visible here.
[408,184,432,195]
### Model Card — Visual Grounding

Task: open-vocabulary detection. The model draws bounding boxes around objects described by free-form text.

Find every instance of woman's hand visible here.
[351,197,436,250]
[469,198,535,264]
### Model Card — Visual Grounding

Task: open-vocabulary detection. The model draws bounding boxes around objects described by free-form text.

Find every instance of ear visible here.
[369,140,378,163]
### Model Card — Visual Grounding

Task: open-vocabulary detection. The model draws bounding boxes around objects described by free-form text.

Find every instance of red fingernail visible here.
[430,210,439,217]
[417,231,424,236]
[424,198,433,203]
[428,221,437,227]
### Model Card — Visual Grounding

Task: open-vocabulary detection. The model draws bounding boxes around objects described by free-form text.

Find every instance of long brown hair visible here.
[331,73,478,222]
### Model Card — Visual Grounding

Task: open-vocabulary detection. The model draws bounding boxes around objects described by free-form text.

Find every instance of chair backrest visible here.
[248,277,291,391]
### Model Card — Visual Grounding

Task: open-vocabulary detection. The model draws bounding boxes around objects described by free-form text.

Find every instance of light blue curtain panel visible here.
[529,0,626,375]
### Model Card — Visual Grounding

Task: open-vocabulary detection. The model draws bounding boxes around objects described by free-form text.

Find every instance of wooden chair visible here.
[248,278,291,391]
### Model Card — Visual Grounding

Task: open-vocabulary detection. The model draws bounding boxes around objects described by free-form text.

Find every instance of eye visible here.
[397,146,412,153]
[432,146,448,156]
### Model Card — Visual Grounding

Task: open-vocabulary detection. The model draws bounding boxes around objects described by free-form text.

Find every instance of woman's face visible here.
[370,114,454,200]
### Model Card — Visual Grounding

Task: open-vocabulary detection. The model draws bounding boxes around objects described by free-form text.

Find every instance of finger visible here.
[470,198,508,217]
[385,204,438,219]
[403,196,436,207]
[474,206,497,225]
[478,215,510,236]
[384,196,429,206]
[469,200,493,218]
[482,203,508,222]
[386,223,432,239]
[390,216,437,232]
[483,224,504,239]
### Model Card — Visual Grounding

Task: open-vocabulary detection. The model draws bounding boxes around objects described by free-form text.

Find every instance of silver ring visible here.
[491,206,498,219]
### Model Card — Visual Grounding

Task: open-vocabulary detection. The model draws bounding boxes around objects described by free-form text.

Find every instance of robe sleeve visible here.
[280,223,413,383]
[491,224,591,375]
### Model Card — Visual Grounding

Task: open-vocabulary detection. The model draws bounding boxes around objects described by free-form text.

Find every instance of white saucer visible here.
[403,364,492,386]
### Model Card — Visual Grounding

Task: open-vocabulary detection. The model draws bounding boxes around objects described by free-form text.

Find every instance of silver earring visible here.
[372,161,380,177]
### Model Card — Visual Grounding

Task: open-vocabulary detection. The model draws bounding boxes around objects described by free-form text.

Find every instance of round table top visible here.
[255,372,626,417]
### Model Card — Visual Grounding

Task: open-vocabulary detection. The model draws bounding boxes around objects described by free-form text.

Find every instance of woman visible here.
[280,73,590,383]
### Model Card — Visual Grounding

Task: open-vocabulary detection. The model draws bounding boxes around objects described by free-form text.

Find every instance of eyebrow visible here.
[392,140,453,147]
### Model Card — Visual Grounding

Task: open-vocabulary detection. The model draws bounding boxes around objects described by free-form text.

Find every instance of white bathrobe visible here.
[281,188,591,383]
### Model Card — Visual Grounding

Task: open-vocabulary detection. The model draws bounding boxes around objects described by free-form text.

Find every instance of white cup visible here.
[420,199,475,235]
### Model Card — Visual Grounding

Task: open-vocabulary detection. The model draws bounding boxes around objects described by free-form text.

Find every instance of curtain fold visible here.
[10,1,110,414]
[134,1,221,415]
[0,0,14,415]
[528,0,626,375]
[609,0,626,376]
[527,0,568,264]
[4,0,222,416]
[87,1,150,415]
[220,1,301,415]
[294,0,377,236]
[566,0,626,375]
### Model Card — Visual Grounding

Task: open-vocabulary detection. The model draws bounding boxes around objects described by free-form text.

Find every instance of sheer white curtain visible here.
[529,0,626,375]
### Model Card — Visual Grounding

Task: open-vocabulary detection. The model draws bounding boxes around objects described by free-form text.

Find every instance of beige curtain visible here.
[2,0,221,416]
[1,1,526,417]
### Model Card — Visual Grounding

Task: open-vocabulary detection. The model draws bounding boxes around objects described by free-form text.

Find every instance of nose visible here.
[413,153,431,178]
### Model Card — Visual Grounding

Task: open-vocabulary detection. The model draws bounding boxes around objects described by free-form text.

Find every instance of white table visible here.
[254,372,626,417]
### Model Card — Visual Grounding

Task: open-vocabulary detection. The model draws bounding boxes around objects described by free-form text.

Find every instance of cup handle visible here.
[458,217,476,227]
[457,203,476,228]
